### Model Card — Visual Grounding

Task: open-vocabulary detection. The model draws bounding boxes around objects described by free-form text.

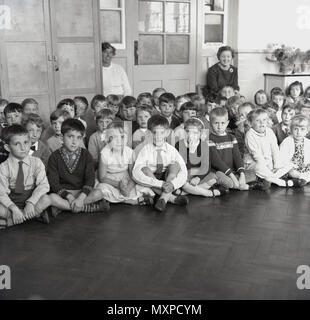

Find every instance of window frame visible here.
[100,0,126,49]
[202,0,227,48]
[138,0,191,65]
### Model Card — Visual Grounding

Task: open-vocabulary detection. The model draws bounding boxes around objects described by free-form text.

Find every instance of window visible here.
[100,0,126,49]
[203,0,227,46]
[138,0,191,65]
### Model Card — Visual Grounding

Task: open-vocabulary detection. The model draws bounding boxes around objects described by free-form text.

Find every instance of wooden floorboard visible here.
[1,186,310,300]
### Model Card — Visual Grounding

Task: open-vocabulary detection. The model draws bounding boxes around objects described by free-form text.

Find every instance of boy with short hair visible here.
[0,125,50,228]
[21,98,39,116]
[158,93,180,130]
[272,104,296,145]
[209,107,262,190]
[4,102,23,126]
[46,109,70,152]
[106,94,122,121]
[47,118,108,215]
[153,88,166,112]
[0,103,23,164]
[132,105,153,149]
[132,114,188,212]
[173,102,198,142]
[24,113,51,167]
[88,109,114,170]
[74,96,89,129]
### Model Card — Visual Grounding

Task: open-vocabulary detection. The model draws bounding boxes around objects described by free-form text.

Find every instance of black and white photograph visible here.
[1,0,310,308]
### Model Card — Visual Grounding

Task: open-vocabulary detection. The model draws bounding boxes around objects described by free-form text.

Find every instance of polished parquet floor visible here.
[1,186,310,300]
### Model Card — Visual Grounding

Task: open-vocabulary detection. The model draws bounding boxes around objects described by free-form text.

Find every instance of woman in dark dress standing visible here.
[204,46,239,99]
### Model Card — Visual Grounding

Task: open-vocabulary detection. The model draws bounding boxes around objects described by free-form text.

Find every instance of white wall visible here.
[237,0,310,100]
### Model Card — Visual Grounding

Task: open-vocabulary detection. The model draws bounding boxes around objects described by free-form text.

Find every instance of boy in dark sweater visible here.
[209,107,262,191]
[47,118,109,214]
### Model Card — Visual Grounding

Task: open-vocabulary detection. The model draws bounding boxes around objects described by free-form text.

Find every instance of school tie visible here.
[154,149,164,176]
[30,145,36,151]
[14,161,24,194]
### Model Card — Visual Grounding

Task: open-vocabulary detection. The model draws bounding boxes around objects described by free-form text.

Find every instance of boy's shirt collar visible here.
[8,153,31,166]
[29,141,39,155]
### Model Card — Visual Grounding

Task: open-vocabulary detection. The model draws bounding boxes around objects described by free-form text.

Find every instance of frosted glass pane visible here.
[100,0,120,9]
[139,35,164,65]
[166,35,189,64]
[100,10,122,43]
[4,0,45,40]
[7,42,48,95]
[204,14,223,43]
[56,0,94,37]
[58,43,96,90]
[166,2,190,33]
[139,1,163,32]
[213,0,224,11]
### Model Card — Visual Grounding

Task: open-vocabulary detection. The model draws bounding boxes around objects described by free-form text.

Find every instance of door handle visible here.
[134,40,139,65]
[53,55,59,72]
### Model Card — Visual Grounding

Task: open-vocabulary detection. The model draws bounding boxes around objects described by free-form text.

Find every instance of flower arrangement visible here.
[266,43,310,74]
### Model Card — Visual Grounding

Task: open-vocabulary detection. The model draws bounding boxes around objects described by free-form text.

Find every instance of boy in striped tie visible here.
[0,125,50,228]
[132,114,188,212]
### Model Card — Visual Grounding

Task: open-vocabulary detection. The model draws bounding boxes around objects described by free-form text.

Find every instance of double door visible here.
[0,0,101,123]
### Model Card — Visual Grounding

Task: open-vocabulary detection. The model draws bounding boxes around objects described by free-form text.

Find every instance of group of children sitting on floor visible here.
[0,80,310,229]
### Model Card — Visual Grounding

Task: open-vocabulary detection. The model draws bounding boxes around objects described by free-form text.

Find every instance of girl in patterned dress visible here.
[280,115,310,183]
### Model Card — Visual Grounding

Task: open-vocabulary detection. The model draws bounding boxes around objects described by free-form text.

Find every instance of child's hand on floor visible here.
[190,177,200,186]
[10,205,25,225]
[162,182,174,193]
[24,202,37,219]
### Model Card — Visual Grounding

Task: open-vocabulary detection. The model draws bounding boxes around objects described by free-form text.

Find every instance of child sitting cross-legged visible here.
[88,109,114,170]
[46,118,109,216]
[132,114,188,212]
[85,122,154,208]
[279,115,310,184]
[0,125,50,228]
[245,108,306,189]
[175,118,228,198]
[209,107,264,191]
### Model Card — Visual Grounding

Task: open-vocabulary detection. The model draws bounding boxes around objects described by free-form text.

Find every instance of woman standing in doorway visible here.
[204,46,239,99]
[101,42,132,97]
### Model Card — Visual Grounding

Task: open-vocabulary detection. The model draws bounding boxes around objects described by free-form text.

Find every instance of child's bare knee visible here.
[167,162,180,175]
[142,167,154,177]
